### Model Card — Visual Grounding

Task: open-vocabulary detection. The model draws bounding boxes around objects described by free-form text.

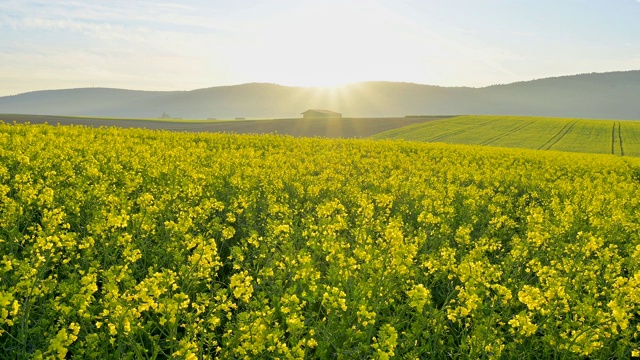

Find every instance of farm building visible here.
[301,109,342,119]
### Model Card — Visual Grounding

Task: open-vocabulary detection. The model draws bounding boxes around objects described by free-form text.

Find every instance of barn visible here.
[301,109,342,119]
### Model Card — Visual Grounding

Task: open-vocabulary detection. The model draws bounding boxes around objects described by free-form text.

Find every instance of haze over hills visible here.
[1,71,639,120]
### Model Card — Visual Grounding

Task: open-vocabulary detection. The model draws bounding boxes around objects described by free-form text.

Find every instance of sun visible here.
[231,1,424,88]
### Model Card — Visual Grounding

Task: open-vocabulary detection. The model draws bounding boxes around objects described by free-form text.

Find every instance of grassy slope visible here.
[373,115,640,156]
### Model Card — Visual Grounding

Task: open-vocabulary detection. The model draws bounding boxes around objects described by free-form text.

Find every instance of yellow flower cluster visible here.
[371,324,398,359]
[406,284,431,313]
[321,285,348,314]
[229,271,254,304]
[0,122,639,358]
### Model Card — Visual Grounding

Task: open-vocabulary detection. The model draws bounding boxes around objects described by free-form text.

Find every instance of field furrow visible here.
[540,120,578,150]
[612,122,618,155]
[620,121,640,157]
[479,120,534,146]
[619,122,625,156]
[427,128,467,142]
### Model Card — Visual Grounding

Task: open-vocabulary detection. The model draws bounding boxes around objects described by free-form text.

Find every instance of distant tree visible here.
[160,112,171,119]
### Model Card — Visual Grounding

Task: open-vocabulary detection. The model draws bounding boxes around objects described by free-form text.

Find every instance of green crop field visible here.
[1,123,640,359]
[374,115,640,157]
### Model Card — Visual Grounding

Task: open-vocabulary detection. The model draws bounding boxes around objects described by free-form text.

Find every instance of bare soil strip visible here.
[0,114,453,139]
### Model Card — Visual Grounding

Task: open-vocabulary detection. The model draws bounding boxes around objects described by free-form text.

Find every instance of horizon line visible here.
[2,69,639,97]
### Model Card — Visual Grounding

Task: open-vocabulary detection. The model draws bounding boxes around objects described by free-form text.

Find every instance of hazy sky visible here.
[1,0,639,96]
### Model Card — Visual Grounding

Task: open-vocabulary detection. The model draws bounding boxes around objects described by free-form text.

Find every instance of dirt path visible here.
[0,114,453,139]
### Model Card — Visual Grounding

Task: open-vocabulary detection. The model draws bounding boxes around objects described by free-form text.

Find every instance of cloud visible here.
[0,0,236,55]
[155,2,198,12]
[0,0,238,95]
[0,0,230,34]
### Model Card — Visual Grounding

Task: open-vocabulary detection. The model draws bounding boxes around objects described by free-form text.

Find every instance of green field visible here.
[1,123,640,358]
[374,115,640,156]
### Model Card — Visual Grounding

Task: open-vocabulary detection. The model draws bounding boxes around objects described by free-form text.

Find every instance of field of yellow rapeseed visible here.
[1,123,639,359]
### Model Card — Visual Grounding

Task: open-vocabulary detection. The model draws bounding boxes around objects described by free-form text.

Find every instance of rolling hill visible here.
[1,71,639,120]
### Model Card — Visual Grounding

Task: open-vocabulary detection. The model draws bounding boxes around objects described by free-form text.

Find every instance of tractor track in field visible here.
[611,122,618,155]
[611,121,625,156]
[479,120,534,146]
[618,122,624,156]
[425,119,497,142]
[539,120,578,151]
[537,121,573,150]
[427,129,466,142]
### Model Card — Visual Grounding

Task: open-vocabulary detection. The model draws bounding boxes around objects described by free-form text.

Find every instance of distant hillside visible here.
[1,71,639,119]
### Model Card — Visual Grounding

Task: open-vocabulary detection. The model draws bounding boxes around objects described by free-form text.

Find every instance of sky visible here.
[1,0,639,96]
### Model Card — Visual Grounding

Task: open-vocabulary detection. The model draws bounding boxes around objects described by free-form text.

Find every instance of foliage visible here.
[374,115,640,157]
[1,123,640,358]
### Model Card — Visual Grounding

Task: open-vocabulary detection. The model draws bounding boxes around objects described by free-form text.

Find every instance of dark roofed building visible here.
[301,109,342,119]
